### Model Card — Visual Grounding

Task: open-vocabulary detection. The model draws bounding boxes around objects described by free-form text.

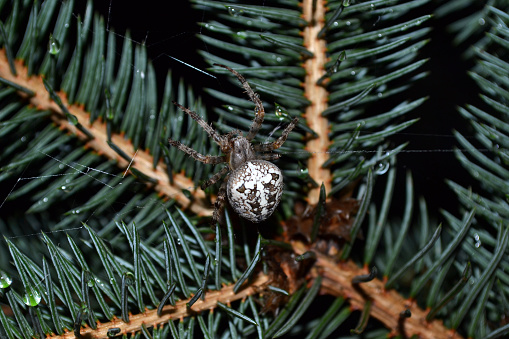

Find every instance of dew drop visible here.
[23,286,42,306]
[274,102,288,120]
[350,70,356,76]
[20,136,27,142]
[338,50,347,61]
[43,197,48,203]
[478,18,485,25]
[0,271,12,288]
[64,23,69,28]
[375,161,390,175]
[107,328,122,336]
[298,167,310,180]
[227,6,244,17]
[124,272,135,286]
[236,31,247,39]
[48,34,61,55]
[342,0,351,6]
[67,114,78,125]
[474,233,482,248]
[83,271,95,287]
[346,21,351,26]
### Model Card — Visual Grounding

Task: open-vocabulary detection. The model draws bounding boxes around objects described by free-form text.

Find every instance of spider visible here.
[168,64,299,223]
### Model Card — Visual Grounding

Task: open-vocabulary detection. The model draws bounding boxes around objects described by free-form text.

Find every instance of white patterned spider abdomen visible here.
[227,160,284,223]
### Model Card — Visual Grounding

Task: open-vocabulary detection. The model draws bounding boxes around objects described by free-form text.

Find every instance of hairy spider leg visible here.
[257,153,281,161]
[253,117,299,152]
[201,166,229,190]
[168,139,226,165]
[214,64,265,142]
[172,101,226,148]
[213,179,229,223]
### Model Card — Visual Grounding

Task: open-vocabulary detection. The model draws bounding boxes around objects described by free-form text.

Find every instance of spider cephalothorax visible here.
[169,64,298,223]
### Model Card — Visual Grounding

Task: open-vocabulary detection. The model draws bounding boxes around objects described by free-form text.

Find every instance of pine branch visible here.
[51,274,269,339]
[302,0,332,204]
[291,240,463,339]
[36,241,462,339]
[0,51,212,217]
